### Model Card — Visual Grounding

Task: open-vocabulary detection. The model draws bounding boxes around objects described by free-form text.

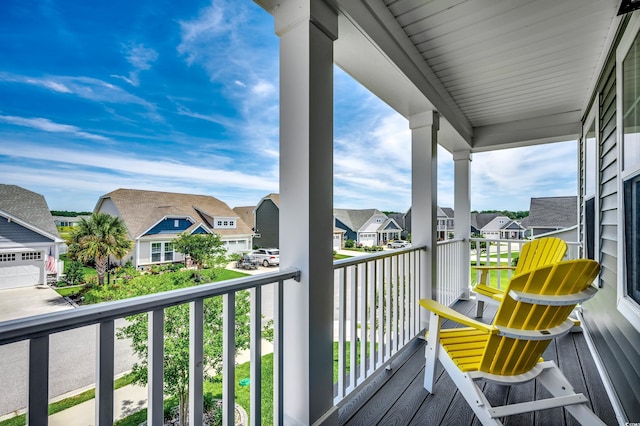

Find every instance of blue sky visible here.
[0,0,577,213]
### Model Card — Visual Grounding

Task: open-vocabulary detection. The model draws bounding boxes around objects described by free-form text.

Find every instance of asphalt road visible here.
[0,318,138,417]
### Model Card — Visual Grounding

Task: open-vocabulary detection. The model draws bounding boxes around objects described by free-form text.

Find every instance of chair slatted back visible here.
[515,237,567,275]
[479,259,600,376]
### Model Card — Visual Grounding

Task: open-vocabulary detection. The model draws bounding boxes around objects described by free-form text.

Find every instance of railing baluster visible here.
[368,259,375,375]
[337,267,346,400]
[349,264,357,392]
[384,257,391,362]
[223,293,235,426]
[377,258,384,368]
[399,253,406,346]
[190,299,204,426]
[28,336,48,426]
[96,320,115,426]
[359,261,367,384]
[391,255,398,353]
[148,309,164,426]
[250,286,262,426]
[274,280,284,426]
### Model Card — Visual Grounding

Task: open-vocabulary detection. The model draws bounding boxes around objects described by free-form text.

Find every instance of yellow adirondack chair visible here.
[420,259,604,425]
[473,237,567,317]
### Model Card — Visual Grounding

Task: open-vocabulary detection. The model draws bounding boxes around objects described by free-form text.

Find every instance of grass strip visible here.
[0,374,135,426]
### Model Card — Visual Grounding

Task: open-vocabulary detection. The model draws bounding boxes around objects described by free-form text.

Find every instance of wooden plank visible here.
[572,335,618,424]
[408,366,457,426]
[377,363,430,425]
[503,380,535,426]
[555,334,589,426]
[338,338,423,424]
[534,339,567,425]
[344,341,428,426]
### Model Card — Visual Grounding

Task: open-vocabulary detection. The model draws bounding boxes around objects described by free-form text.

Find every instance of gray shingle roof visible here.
[96,188,253,239]
[0,184,61,239]
[233,206,255,230]
[333,208,383,231]
[526,196,577,228]
[471,213,500,231]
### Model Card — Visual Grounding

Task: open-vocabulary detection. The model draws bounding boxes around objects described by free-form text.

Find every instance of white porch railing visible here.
[436,238,468,307]
[470,238,582,290]
[332,245,425,404]
[0,268,300,426]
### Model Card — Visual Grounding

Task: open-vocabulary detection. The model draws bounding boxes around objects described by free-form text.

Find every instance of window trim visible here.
[616,12,640,333]
[582,103,599,267]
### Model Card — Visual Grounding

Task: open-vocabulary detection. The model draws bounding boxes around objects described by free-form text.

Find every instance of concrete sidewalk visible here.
[48,384,148,426]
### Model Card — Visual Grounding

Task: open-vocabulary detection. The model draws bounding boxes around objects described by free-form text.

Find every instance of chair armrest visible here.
[472,265,516,285]
[419,299,498,333]
[472,265,516,271]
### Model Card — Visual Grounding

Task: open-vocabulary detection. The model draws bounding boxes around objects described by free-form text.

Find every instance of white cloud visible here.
[0,115,109,141]
[0,140,278,192]
[251,80,275,97]
[112,43,159,86]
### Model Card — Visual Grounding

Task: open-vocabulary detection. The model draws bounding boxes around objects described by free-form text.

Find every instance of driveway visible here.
[0,285,73,322]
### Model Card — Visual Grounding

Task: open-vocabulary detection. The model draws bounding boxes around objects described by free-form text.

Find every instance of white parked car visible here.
[250,248,280,267]
[387,240,411,249]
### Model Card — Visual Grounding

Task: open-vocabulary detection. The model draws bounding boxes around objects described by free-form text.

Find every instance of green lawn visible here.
[54,285,85,297]
[0,374,135,426]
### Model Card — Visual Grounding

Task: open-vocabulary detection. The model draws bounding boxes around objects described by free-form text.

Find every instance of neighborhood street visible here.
[0,318,137,418]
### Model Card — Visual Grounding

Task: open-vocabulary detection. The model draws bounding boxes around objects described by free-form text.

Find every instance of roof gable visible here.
[96,188,252,239]
[0,184,61,240]
[526,196,577,228]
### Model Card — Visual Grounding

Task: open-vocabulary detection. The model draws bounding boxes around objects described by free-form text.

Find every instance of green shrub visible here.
[64,261,85,285]
[344,239,355,248]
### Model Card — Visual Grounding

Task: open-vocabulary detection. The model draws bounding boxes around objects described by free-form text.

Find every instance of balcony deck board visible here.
[339,298,618,426]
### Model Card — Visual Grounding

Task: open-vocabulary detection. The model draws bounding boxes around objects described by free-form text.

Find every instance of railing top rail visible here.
[469,237,581,246]
[333,244,426,269]
[0,267,300,346]
[437,238,465,245]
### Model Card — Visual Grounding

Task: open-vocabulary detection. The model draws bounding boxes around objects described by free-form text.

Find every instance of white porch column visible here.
[410,111,439,329]
[453,150,472,299]
[275,1,338,424]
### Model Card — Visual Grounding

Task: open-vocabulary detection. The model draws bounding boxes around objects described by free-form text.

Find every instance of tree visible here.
[172,233,227,270]
[67,213,132,285]
[117,282,252,426]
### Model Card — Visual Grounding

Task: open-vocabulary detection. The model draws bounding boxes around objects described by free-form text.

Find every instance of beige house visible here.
[95,189,253,269]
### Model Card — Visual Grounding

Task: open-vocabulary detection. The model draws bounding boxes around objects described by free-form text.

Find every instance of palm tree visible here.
[68,213,132,285]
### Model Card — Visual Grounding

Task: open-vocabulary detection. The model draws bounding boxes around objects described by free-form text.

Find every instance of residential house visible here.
[470,212,499,235]
[52,215,89,227]
[520,196,578,239]
[252,193,279,249]
[334,208,402,246]
[0,184,63,288]
[94,189,253,268]
[479,215,526,240]
[400,206,454,240]
[232,206,255,235]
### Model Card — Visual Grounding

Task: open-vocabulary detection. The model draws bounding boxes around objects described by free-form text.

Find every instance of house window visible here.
[174,219,179,227]
[214,218,236,229]
[164,242,174,262]
[0,253,15,262]
[624,176,640,303]
[151,242,162,262]
[617,15,640,330]
[21,252,42,261]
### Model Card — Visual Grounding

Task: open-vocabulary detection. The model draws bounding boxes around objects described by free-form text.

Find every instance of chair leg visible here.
[423,312,441,393]
[475,299,485,318]
[439,353,502,425]
[536,362,606,426]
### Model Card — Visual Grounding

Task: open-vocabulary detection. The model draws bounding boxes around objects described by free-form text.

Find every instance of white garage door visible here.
[333,235,341,250]
[0,252,42,289]
[225,239,248,254]
[359,233,376,247]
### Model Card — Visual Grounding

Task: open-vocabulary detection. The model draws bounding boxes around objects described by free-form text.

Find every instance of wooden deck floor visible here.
[337,298,618,426]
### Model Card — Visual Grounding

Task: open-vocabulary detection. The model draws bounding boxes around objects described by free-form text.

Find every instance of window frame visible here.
[582,104,599,265]
[616,12,640,332]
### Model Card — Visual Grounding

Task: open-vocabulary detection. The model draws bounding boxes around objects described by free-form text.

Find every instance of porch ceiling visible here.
[333,0,622,153]
[256,0,622,153]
